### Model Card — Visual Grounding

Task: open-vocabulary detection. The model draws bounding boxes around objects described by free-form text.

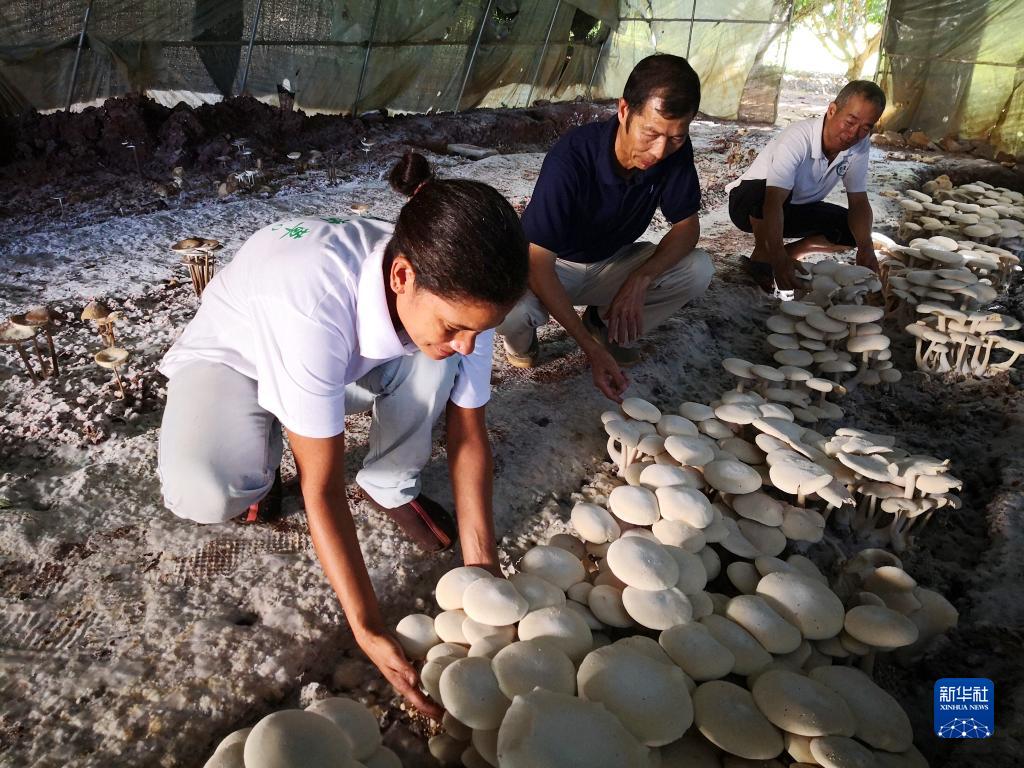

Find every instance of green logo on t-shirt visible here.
[271,221,312,239]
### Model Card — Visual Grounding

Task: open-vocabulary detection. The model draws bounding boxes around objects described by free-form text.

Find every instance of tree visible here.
[792,0,887,80]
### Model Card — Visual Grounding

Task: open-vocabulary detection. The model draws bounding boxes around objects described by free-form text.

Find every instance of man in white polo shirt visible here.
[726,80,885,291]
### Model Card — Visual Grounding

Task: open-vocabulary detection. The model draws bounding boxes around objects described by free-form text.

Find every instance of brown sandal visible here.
[369,494,458,553]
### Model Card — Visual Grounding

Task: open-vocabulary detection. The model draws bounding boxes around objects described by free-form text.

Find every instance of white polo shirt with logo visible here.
[726,113,870,204]
[160,216,494,438]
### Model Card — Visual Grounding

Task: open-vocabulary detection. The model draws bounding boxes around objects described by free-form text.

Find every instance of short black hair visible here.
[835,80,886,114]
[622,54,701,119]
[386,151,528,307]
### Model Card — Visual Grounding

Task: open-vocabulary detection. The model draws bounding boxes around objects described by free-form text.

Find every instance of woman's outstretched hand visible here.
[354,624,443,720]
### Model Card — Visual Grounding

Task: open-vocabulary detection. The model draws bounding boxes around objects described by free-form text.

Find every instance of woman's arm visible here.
[287,428,443,718]
[445,402,501,575]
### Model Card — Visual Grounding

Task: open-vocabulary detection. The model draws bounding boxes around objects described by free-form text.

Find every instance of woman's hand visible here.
[354,624,443,720]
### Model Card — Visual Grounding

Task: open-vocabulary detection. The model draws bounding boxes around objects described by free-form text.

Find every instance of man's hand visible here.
[770,247,808,291]
[588,344,629,402]
[606,273,652,346]
[856,246,880,274]
[354,624,443,719]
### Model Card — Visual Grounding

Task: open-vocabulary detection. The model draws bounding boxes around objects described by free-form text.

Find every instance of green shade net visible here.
[877,0,1024,156]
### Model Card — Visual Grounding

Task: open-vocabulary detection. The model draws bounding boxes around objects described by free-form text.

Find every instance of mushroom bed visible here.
[0,99,1023,768]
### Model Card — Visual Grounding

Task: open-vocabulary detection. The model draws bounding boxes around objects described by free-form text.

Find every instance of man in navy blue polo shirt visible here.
[496,54,714,401]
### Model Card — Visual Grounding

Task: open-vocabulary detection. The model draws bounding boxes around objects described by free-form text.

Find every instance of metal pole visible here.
[684,0,697,59]
[525,0,561,108]
[239,0,264,96]
[66,0,94,111]
[587,29,610,100]
[454,0,494,114]
[353,0,382,115]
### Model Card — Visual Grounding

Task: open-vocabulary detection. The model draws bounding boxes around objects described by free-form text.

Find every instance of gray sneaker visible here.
[503,332,539,369]
[582,307,643,367]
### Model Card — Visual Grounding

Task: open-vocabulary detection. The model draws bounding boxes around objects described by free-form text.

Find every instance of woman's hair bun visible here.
[389,151,433,197]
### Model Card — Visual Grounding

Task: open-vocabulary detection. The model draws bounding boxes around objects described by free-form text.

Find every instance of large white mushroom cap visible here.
[577,645,694,747]
[395,614,441,660]
[305,697,381,761]
[656,485,714,527]
[809,666,913,752]
[663,434,717,467]
[571,503,622,543]
[243,709,356,768]
[508,572,566,611]
[516,605,593,662]
[622,397,662,422]
[587,584,634,628]
[699,615,772,675]
[693,680,783,759]
[491,639,577,699]
[751,669,856,737]
[496,688,650,768]
[844,605,920,649]
[462,578,530,626]
[725,594,803,655]
[436,566,493,610]
[621,586,693,630]
[606,537,680,591]
[659,622,734,680]
[439,657,511,730]
[704,459,762,494]
[519,545,587,590]
[608,485,662,525]
[756,571,845,640]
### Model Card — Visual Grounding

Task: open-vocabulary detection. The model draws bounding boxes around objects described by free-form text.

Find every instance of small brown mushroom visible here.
[95,346,130,398]
[81,300,117,347]
[0,321,40,382]
[11,306,60,377]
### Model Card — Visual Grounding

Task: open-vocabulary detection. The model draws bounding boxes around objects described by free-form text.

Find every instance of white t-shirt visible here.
[726,114,870,205]
[160,216,494,438]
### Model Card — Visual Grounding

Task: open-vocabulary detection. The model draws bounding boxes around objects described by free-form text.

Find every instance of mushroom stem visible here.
[14,343,39,382]
[991,350,1023,372]
[112,366,126,399]
[30,334,47,373]
[796,489,807,507]
[43,329,59,377]
[903,471,918,500]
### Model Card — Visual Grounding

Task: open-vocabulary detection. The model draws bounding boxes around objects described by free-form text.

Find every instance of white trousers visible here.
[158,353,459,524]
[496,242,714,354]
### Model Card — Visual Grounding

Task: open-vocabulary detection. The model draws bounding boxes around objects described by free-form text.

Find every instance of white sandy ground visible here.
[1,103,1022,767]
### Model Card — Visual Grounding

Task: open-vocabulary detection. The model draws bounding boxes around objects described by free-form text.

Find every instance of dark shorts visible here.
[728,178,856,247]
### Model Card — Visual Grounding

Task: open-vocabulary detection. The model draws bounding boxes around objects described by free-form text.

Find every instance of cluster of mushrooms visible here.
[202,695,400,768]
[876,176,1024,378]
[878,232,1013,321]
[1,306,60,381]
[603,393,960,553]
[389,421,955,767]
[893,176,1024,259]
[82,299,130,398]
[905,303,1024,376]
[171,237,223,297]
[1,301,131,399]
[763,291,898,398]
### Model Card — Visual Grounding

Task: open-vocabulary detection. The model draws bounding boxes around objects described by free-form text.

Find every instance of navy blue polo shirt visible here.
[522,117,701,264]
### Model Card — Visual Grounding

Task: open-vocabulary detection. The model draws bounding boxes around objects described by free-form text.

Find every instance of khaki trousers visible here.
[497,242,714,354]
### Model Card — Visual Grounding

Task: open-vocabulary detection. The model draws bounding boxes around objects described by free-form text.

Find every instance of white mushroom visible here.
[577,644,693,746]
[243,710,356,768]
[496,688,649,768]
[439,657,510,730]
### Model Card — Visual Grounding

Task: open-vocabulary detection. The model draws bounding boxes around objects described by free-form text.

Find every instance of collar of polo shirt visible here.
[597,117,638,187]
[355,237,417,358]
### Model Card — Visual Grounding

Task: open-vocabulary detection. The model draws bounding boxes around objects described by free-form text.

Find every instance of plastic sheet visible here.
[877,0,1024,156]
[0,0,793,121]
